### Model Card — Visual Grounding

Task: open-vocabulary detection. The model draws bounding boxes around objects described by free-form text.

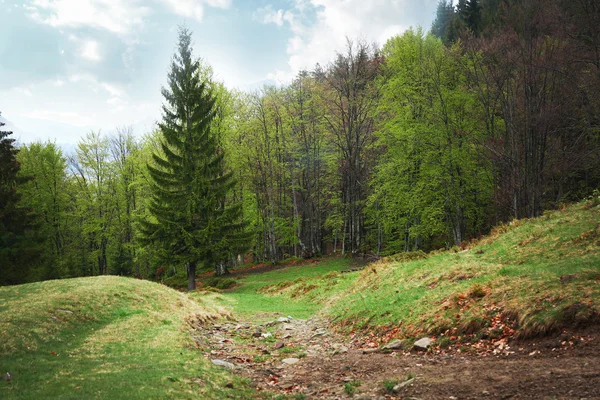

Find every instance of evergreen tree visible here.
[457,0,469,22]
[466,0,482,34]
[140,28,248,290]
[432,1,459,45]
[0,113,40,285]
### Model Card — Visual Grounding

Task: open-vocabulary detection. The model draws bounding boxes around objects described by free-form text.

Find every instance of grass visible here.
[343,380,362,396]
[0,276,256,399]
[382,379,398,393]
[198,257,355,321]
[218,200,600,339]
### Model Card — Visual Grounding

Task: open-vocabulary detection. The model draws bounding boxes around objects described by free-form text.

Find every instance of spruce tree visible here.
[0,113,40,285]
[432,1,459,45]
[140,28,248,290]
[466,0,482,35]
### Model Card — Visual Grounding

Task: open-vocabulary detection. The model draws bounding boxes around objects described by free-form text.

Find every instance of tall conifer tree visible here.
[0,113,40,285]
[140,28,247,290]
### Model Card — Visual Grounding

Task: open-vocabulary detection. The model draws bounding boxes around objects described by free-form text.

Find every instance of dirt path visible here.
[192,315,600,399]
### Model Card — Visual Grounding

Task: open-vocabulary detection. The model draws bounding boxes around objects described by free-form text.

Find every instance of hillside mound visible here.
[0,276,255,399]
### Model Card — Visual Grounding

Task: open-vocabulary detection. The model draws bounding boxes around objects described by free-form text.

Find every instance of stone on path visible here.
[310,330,327,338]
[211,359,235,369]
[392,377,415,392]
[274,342,285,349]
[277,317,290,323]
[282,358,300,365]
[413,337,432,351]
[383,339,404,350]
[331,343,348,354]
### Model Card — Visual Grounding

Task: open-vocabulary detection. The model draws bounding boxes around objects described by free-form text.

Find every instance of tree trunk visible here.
[187,261,196,291]
[214,261,230,277]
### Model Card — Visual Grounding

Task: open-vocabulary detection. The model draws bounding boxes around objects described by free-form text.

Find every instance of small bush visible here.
[202,276,237,290]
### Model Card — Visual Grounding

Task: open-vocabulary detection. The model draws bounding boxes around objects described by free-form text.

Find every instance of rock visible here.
[286,315,294,320]
[55,309,73,315]
[283,334,292,339]
[282,358,300,365]
[274,342,285,349]
[283,324,294,330]
[383,339,404,350]
[392,377,415,392]
[279,382,294,390]
[310,330,327,338]
[3,372,12,381]
[331,344,348,354]
[261,332,273,338]
[277,317,290,323]
[413,337,432,351]
[252,331,262,338]
[211,359,235,369]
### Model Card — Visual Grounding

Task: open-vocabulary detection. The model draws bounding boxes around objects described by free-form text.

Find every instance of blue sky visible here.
[0,0,438,146]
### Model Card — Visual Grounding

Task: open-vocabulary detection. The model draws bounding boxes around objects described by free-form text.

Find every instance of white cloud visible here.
[262,0,436,83]
[27,0,150,35]
[81,40,101,61]
[254,5,286,27]
[26,0,233,34]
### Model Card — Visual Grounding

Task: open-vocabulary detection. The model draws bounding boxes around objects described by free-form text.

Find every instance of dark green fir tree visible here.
[0,113,41,285]
[432,1,459,45]
[140,28,249,290]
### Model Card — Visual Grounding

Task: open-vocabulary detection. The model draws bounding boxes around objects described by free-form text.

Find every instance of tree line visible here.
[2,0,598,286]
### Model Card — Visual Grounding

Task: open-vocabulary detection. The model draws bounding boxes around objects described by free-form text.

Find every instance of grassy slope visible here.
[199,258,353,321]
[0,276,255,399]
[219,201,600,340]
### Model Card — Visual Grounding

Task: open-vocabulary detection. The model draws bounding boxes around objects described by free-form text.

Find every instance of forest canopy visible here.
[2,0,599,285]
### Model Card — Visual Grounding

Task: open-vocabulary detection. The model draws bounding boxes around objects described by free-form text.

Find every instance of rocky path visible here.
[192,315,600,399]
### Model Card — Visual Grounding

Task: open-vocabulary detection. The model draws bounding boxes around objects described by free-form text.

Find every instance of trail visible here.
[192,315,600,399]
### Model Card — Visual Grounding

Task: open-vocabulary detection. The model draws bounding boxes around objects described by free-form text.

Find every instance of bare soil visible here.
[192,316,600,400]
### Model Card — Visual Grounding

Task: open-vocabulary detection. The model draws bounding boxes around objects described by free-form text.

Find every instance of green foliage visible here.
[0,117,41,285]
[382,379,398,393]
[344,380,362,396]
[140,27,249,287]
[369,29,492,252]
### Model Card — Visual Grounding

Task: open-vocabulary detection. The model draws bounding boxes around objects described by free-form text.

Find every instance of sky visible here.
[0,0,438,147]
